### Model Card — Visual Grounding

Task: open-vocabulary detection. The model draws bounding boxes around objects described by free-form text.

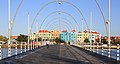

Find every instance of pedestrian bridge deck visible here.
[0,45,119,64]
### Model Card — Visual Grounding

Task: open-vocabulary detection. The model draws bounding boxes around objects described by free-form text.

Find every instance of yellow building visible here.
[38,30,51,41]
[30,33,36,40]
[77,30,89,43]
[51,30,60,40]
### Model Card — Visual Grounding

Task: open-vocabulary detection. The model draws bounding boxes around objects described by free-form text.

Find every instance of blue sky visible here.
[0,0,120,37]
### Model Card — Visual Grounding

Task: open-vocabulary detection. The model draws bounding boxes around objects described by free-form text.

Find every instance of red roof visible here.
[78,32,81,33]
[91,32,98,34]
[39,30,50,33]
[72,30,76,32]
[111,36,120,38]
[62,30,67,32]
[11,36,18,39]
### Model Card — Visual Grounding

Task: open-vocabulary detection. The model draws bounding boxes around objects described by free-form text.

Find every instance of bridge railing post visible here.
[20,42,22,53]
[97,43,99,54]
[33,41,34,50]
[0,42,2,60]
[88,43,90,51]
[24,42,26,52]
[85,43,86,50]
[31,41,32,50]
[117,44,119,61]
[102,43,104,56]
[15,42,17,55]
[93,43,95,52]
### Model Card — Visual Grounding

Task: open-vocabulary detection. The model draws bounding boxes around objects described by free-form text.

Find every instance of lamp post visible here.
[36,21,39,48]
[90,12,92,51]
[108,0,111,58]
[8,0,11,57]
[0,42,2,60]
[28,13,30,51]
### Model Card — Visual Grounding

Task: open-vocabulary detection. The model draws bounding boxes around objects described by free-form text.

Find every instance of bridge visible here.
[0,45,119,64]
[0,0,120,64]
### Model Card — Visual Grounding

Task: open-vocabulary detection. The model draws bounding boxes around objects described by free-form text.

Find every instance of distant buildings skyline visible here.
[29,29,101,44]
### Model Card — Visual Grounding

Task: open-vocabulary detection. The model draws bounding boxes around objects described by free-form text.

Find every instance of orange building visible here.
[51,30,60,39]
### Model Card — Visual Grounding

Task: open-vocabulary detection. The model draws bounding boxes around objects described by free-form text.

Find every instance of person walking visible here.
[46,39,49,48]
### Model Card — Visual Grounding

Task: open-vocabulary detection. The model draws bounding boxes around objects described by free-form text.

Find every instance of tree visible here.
[55,38,60,43]
[101,38,108,44]
[0,35,8,42]
[54,38,66,44]
[84,38,89,43]
[16,34,28,42]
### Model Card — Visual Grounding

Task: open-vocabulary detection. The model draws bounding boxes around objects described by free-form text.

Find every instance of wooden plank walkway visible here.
[0,45,119,64]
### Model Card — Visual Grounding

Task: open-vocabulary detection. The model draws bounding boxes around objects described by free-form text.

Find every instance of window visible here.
[80,34,82,36]
[84,34,85,36]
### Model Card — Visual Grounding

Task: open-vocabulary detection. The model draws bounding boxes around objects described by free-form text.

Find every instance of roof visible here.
[84,30,88,33]
[111,36,120,38]
[53,30,59,32]
[11,36,18,39]
[91,32,99,34]
[62,30,67,32]
[78,32,81,33]
[39,30,50,33]
[71,30,76,32]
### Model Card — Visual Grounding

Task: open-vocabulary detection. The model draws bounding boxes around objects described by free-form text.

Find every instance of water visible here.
[93,49,120,60]
[1,48,26,59]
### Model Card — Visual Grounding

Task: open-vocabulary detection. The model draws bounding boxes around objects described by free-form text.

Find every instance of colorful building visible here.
[51,30,60,40]
[30,29,101,44]
[30,33,36,40]
[60,30,69,42]
[89,31,101,43]
[38,30,51,41]
[77,30,89,43]
[69,30,77,43]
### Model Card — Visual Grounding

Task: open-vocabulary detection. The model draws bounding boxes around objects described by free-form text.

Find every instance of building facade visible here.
[51,30,60,40]
[69,30,77,43]
[38,30,51,41]
[30,29,101,44]
[60,30,69,42]
[89,31,101,43]
[30,33,36,40]
[77,30,89,43]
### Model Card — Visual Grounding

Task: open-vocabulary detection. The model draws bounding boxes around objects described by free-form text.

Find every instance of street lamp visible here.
[108,0,111,58]
[8,0,11,57]
[58,1,62,4]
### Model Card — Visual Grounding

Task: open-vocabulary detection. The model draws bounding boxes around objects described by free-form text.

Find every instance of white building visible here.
[89,31,101,43]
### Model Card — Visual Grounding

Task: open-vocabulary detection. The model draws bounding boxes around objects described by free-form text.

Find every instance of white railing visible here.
[72,43,120,61]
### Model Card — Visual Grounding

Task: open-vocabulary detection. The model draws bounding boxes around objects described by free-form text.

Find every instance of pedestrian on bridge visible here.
[46,39,49,48]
